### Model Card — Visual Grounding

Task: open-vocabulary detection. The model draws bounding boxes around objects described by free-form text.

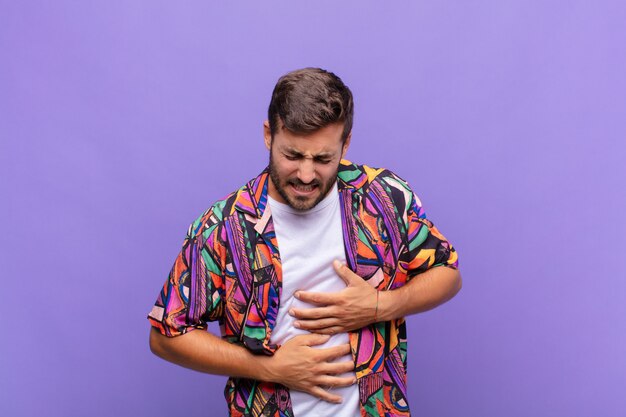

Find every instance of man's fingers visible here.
[290,306,334,320]
[309,325,345,335]
[293,333,331,346]
[308,374,357,404]
[317,375,357,388]
[294,290,336,306]
[294,317,339,331]
[309,386,343,404]
[320,360,356,375]
[317,343,352,360]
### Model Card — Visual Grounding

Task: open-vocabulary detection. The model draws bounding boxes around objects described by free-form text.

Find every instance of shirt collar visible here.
[233,159,367,219]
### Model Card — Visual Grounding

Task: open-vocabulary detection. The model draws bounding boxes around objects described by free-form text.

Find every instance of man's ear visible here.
[263,120,272,150]
[341,132,352,159]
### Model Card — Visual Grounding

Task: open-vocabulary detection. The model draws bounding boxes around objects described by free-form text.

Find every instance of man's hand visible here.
[290,261,462,335]
[289,260,378,335]
[264,333,356,404]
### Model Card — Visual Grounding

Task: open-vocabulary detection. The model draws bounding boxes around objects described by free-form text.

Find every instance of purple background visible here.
[2,1,625,416]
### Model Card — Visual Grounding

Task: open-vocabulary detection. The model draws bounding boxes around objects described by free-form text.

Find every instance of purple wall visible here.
[2,1,625,416]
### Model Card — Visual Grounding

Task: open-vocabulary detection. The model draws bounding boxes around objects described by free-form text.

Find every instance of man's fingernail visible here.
[293,321,301,328]
[333,260,342,268]
[294,291,301,299]
[289,309,295,316]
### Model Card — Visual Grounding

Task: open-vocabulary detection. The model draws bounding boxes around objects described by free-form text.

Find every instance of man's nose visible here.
[297,159,316,184]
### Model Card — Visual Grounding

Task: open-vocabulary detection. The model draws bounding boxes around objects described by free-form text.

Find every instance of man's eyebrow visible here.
[283,148,303,156]
[282,148,334,159]
[313,154,334,160]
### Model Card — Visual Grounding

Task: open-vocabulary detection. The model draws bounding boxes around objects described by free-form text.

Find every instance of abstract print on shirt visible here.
[148,160,458,417]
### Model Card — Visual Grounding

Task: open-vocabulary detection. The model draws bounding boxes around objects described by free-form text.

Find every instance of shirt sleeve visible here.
[403,189,459,278]
[147,220,225,337]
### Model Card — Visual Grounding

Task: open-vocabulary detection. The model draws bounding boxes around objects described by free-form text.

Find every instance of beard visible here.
[268,151,339,211]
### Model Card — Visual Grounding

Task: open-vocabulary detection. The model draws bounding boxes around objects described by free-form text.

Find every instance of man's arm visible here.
[149,327,356,403]
[377,264,462,320]
[290,261,462,334]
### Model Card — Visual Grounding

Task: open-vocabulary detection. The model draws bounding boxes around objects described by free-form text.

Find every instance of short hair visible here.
[268,68,354,143]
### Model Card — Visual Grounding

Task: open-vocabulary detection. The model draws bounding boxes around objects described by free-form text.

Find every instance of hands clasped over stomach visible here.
[269,333,355,404]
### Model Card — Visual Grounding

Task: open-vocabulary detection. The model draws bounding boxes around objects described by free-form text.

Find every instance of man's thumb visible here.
[333,260,353,285]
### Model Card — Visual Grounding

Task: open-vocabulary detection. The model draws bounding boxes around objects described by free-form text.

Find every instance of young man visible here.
[148,68,461,417]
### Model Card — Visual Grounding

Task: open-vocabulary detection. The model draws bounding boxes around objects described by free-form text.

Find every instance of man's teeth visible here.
[294,184,314,191]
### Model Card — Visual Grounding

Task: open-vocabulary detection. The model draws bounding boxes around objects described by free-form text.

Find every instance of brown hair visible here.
[268,68,354,143]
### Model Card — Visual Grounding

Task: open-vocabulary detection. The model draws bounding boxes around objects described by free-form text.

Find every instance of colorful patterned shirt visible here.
[148,160,458,417]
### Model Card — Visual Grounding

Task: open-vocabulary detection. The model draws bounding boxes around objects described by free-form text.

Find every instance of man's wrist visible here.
[252,353,279,383]
[373,290,380,322]
[375,290,400,322]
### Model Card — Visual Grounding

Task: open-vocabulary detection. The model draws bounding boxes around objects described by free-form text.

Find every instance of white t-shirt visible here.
[268,183,360,417]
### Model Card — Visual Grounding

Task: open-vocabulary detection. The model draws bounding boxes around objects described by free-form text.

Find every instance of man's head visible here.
[264,68,354,211]
[267,67,354,144]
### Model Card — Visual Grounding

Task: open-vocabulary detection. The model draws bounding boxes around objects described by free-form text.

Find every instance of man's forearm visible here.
[149,327,356,403]
[377,266,462,322]
[149,327,270,380]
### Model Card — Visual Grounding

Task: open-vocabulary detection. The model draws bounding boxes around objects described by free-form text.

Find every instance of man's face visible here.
[264,121,350,211]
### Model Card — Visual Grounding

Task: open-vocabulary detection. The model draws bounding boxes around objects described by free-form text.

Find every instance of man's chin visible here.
[282,185,320,210]
[286,196,317,211]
